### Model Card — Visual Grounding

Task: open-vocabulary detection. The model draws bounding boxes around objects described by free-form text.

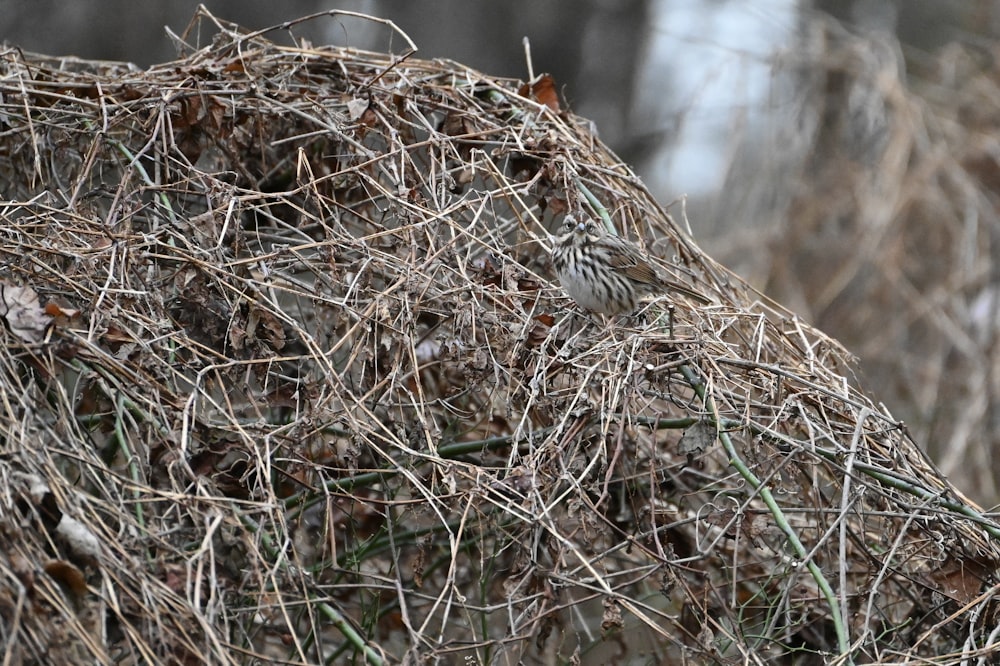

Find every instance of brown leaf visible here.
[173,95,202,131]
[930,558,989,605]
[0,282,51,343]
[518,74,560,111]
[441,110,473,137]
[526,315,554,347]
[10,553,34,593]
[678,421,717,457]
[100,324,134,345]
[44,560,89,603]
[222,60,246,74]
[254,306,286,350]
[547,197,570,217]
[601,597,624,634]
[44,301,80,326]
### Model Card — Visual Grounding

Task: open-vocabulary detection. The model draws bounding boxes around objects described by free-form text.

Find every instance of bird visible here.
[551,215,709,315]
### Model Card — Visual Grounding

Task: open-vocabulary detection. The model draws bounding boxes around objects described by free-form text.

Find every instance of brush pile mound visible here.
[0,9,998,665]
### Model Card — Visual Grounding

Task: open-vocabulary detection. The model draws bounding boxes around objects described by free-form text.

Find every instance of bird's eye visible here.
[562,219,575,232]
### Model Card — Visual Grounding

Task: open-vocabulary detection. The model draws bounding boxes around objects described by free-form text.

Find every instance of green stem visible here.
[679,363,852,661]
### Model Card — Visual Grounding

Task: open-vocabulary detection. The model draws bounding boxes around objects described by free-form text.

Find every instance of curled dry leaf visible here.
[0,282,51,343]
[518,74,560,112]
[44,560,89,604]
[56,514,102,564]
[44,301,81,325]
[677,420,718,457]
[347,97,370,121]
[600,597,623,634]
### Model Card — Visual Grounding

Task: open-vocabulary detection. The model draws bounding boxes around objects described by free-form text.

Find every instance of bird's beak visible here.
[575,222,588,233]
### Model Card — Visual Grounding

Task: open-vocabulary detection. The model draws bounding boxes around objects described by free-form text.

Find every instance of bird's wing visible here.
[608,245,660,287]
[608,242,712,303]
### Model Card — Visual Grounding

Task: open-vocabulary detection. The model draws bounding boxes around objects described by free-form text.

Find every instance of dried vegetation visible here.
[0,8,999,665]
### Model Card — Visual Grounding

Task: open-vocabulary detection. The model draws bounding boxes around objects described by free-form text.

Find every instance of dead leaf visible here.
[547,197,570,217]
[56,514,101,563]
[930,558,989,605]
[222,60,246,74]
[441,110,472,137]
[254,306,286,350]
[533,313,555,328]
[44,560,89,604]
[347,97,369,121]
[678,421,717,457]
[0,282,51,343]
[600,597,623,634]
[518,74,560,111]
[44,301,80,326]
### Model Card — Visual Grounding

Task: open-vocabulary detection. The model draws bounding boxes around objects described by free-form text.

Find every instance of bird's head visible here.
[559,215,600,245]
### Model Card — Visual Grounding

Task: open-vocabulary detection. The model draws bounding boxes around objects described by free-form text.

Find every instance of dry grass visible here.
[708,16,1000,507]
[0,8,998,664]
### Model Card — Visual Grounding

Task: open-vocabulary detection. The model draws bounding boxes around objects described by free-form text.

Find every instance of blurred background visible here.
[6,0,1000,505]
